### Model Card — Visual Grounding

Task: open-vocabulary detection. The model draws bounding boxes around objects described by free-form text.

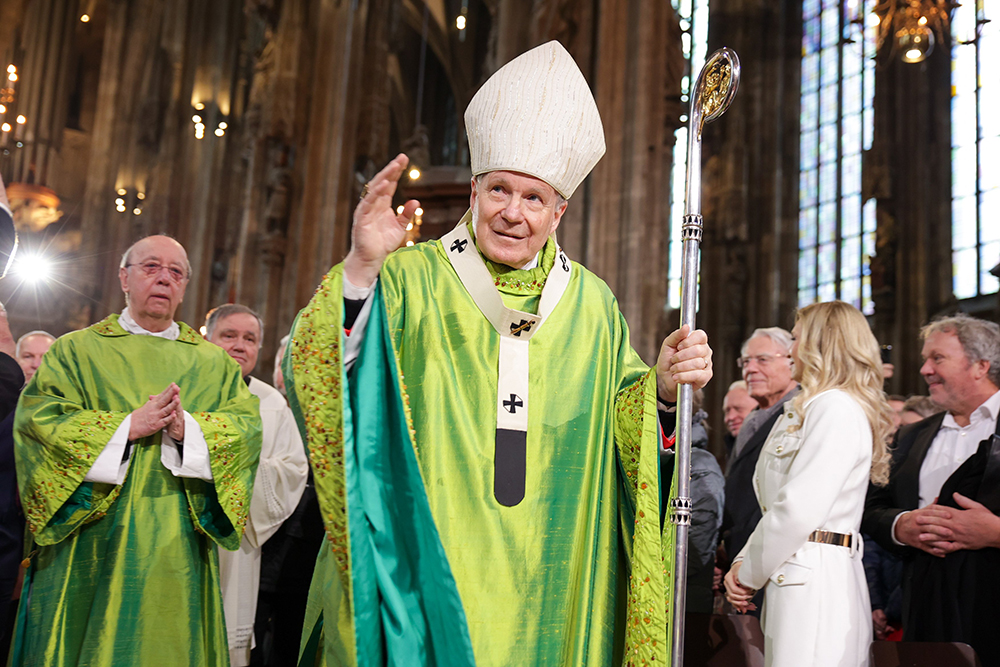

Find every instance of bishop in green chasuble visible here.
[287,228,677,667]
[12,236,262,667]
[284,41,715,667]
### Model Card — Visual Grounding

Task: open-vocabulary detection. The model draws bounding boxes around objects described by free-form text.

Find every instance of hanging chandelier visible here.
[871,0,960,63]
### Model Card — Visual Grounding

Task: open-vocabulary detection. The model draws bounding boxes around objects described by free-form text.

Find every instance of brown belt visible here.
[807,530,852,548]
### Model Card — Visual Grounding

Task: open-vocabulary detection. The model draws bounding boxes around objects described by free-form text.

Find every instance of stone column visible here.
[869,43,953,394]
[10,0,78,186]
[584,0,685,364]
[698,0,803,451]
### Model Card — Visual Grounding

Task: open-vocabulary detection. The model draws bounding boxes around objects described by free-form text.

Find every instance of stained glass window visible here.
[668,0,709,309]
[951,1,999,299]
[798,0,878,315]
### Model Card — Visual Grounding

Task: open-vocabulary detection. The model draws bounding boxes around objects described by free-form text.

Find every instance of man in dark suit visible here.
[863,314,1000,663]
[720,328,799,612]
[0,175,26,659]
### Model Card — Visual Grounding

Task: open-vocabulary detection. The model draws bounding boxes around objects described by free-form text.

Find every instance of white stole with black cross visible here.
[440,218,572,506]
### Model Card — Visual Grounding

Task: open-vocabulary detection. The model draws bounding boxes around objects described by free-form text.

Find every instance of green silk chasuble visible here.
[286,227,677,667]
[12,315,263,667]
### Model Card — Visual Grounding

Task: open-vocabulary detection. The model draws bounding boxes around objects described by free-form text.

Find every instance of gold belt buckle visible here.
[808,529,852,548]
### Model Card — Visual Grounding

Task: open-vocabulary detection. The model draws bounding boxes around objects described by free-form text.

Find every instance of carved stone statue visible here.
[264,144,292,236]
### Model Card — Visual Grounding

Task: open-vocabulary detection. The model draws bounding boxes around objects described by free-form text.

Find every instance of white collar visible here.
[942,390,1000,430]
[119,307,180,341]
[519,252,540,270]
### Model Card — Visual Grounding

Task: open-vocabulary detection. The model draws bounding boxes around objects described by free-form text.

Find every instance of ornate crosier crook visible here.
[670,47,740,667]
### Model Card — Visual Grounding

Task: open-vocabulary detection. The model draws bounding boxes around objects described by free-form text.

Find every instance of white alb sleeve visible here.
[160,411,214,481]
[82,415,133,484]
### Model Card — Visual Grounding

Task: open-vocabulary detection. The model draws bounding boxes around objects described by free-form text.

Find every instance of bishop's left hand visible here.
[656,325,713,403]
[917,492,1000,553]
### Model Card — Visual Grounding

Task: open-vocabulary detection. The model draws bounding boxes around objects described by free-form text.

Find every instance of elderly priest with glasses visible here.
[11,235,262,667]
[285,41,715,667]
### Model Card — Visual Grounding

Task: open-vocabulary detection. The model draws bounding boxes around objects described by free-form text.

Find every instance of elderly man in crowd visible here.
[720,327,799,614]
[285,41,715,666]
[12,235,262,667]
[15,331,55,385]
[864,314,1000,664]
[722,379,757,455]
[205,304,308,667]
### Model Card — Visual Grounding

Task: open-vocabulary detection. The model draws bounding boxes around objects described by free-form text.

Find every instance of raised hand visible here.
[343,154,421,288]
[129,383,181,441]
[655,325,714,404]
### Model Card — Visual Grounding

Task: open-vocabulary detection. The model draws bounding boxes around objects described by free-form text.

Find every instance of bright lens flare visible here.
[15,253,53,283]
[408,168,421,180]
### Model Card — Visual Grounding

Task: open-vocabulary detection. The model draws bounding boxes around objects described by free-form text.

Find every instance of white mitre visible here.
[464,40,606,200]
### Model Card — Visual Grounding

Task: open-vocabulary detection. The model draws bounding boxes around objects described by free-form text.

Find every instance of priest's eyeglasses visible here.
[127,261,188,283]
[736,353,792,369]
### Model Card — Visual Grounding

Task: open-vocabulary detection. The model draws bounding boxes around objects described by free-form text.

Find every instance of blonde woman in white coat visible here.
[724,301,895,667]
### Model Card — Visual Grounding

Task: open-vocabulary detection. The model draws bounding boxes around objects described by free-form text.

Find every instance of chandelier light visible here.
[870,0,959,63]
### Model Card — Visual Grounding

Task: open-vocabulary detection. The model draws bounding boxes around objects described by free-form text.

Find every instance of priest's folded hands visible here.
[128,382,185,441]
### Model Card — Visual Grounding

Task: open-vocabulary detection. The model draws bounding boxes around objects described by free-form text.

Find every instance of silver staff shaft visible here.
[670,47,740,667]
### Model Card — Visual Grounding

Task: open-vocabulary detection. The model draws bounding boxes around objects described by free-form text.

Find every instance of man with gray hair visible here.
[720,327,799,614]
[15,330,55,384]
[864,313,1000,663]
[12,235,262,666]
[205,304,307,667]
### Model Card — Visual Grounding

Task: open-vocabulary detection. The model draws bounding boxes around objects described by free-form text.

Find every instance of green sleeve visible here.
[185,366,262,551]
[282,264,358,664]
[613,316,675,667]
[14,340,129,546]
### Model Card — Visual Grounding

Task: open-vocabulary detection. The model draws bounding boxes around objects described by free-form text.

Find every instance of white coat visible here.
[735,389,873,667]
[218,377,309,667]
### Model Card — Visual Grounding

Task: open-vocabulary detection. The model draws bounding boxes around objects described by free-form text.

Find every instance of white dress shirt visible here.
[919,390,1000,508]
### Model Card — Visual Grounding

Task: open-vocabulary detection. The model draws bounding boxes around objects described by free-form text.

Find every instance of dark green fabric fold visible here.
[344,284,476,666]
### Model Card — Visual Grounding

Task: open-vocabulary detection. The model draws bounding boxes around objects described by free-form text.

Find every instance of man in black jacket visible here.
[0,175,25,658]
[863,314,1000,664]
[720,328,799,614]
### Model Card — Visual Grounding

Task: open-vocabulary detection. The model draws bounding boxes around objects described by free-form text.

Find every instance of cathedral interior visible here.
[0,0,996,456]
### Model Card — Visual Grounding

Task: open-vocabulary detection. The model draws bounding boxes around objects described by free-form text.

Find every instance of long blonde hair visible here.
[789,301,895,485]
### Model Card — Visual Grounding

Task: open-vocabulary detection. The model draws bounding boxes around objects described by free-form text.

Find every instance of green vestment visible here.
[12,315,263,667]
[286,226,676,667]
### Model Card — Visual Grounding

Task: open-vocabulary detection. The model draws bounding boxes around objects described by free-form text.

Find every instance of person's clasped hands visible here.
[129,382,185,442]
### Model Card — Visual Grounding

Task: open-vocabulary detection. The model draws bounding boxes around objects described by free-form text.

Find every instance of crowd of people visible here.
[0,38,996,667]
[710,311,1000,666]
